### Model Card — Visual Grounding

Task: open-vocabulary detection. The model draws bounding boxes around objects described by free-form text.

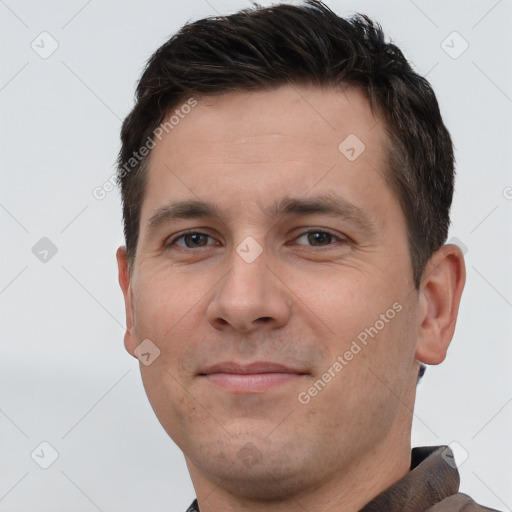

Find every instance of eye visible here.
[164,229,348,251]
[293,229,347,248]
[166,231,218,249]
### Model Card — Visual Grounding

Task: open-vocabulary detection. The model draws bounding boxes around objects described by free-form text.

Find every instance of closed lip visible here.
[198,361,307,375]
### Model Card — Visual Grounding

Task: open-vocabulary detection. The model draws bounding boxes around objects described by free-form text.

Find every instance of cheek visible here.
[297,268,415,388]
[139,361,212,450]
[133,271,206,346]
[301,307,417,442]
[132,273,211,438]
[293,269,393,341]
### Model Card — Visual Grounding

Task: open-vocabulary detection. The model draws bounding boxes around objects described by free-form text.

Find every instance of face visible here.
[118,84,424,500]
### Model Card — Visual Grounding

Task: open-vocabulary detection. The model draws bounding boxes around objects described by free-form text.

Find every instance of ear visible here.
[116,246,138,358]
[415,243,466,365]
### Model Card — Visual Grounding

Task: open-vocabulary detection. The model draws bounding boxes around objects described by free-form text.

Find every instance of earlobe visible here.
[415,244,466,365]
[116,246,138,358]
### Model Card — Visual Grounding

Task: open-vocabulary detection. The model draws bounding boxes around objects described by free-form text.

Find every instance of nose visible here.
[206,243,292,333]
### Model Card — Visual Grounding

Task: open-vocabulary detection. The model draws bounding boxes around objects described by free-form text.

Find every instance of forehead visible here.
[140,84,390,225]
[165,84,381,155]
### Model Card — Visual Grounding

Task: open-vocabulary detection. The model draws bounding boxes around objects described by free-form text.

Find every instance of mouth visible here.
[198,361,308,393]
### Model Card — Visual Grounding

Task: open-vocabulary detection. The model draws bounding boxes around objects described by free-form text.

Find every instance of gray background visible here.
[1,0,511,510]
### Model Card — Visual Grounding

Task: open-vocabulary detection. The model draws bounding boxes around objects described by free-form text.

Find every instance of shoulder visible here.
[427,492,503,512]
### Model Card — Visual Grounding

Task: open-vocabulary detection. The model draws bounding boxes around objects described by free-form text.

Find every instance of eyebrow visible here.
[145,195,377,238]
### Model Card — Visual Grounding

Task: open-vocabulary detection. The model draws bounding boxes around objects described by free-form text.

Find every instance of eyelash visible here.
[165,229,348,251]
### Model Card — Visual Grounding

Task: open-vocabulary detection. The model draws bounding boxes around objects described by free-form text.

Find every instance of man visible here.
[115,1,500,510]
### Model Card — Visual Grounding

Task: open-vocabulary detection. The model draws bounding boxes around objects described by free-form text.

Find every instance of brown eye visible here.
[294,230,346,248]
[306,232,333,246]
[166,232,216,249]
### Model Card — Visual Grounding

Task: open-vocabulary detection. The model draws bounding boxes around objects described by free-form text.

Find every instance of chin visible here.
[187,436,322,501]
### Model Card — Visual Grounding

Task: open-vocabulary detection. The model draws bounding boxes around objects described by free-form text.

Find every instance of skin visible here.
[117,84,466,511]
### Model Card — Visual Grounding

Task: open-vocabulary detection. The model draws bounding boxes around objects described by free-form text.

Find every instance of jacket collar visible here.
[360,445,459,511]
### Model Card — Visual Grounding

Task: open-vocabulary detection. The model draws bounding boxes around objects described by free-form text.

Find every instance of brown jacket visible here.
[186,445,501,511]
[360,445,501,511]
